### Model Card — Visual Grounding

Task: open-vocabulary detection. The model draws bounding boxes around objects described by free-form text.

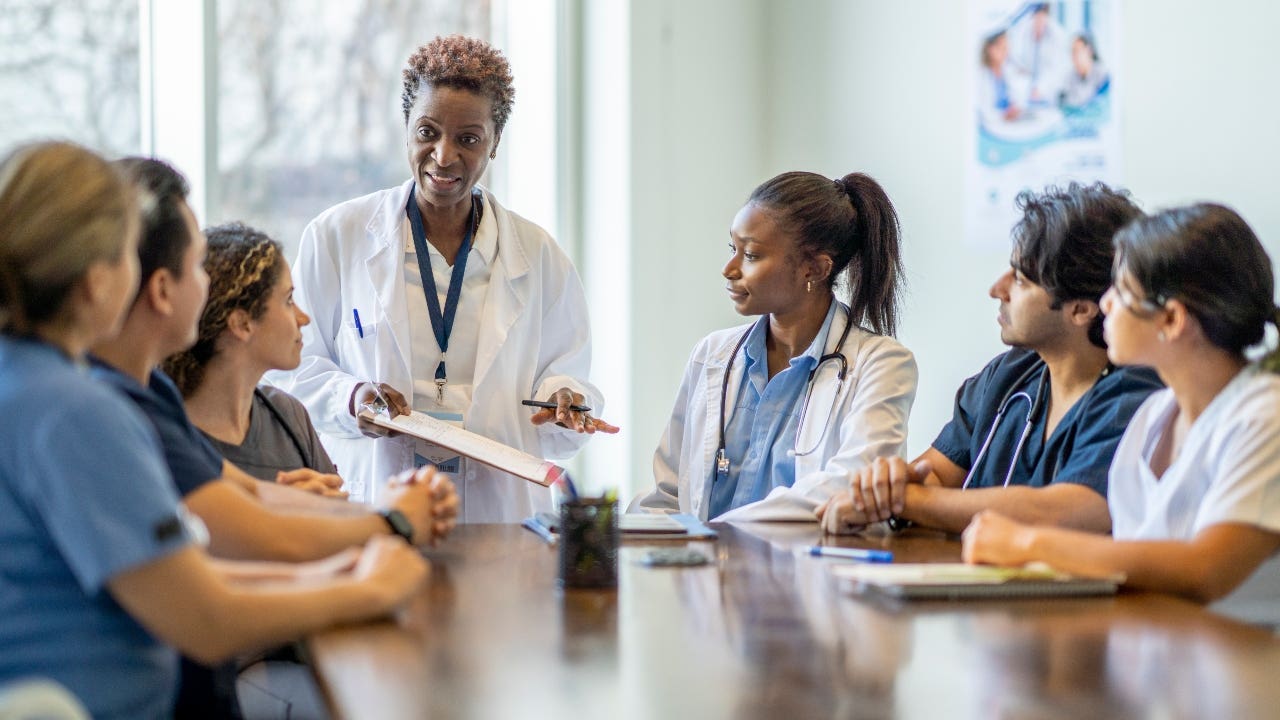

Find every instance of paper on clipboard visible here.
[358,408,564,487]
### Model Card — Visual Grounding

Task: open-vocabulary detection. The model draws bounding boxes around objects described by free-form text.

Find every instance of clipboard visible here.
[831,563,1123,601]
[358,408,564,487]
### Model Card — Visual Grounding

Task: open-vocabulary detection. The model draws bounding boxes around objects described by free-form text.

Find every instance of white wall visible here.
[579,0,766,499]
[762,0,1280,456]
[585,0,1280,497]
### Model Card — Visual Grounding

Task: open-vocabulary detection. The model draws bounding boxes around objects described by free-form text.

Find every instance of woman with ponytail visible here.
[632,171,918,521]
[964,203,1280,623]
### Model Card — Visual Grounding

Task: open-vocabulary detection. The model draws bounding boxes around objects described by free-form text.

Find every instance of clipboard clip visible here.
[359,383,391,417]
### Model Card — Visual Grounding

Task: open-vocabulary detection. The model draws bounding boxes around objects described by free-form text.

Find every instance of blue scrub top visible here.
[0,336,192,720]
[709,302,837,518]
[90,360,223,497]
[932,348,1163,495]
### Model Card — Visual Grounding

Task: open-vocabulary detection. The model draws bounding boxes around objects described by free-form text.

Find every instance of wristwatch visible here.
[380,509,416,543]
[887,516,914,532]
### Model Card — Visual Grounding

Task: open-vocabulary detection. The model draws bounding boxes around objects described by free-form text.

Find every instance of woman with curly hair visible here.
[163,222,345,497]
[0,141,428,720]
[272,35,617,518]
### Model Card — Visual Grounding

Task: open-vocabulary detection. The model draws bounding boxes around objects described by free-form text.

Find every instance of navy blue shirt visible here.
[932,348,1163,496]
[90,360,223,497]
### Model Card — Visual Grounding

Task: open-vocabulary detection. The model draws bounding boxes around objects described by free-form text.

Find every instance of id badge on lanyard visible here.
[413,410,465,474]
[405,186,481,404]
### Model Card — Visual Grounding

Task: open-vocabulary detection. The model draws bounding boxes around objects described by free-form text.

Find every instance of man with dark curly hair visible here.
[275,36,618,522]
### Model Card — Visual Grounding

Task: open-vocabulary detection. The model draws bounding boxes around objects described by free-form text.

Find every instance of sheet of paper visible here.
[359,409,561,486]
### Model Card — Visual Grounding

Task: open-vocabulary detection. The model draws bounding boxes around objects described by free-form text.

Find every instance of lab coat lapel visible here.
[472,194,530,391]
[362,184,413,395]
[695,335,747,518]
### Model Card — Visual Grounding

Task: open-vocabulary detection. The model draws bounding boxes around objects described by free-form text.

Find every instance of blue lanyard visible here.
[405,186,482,401]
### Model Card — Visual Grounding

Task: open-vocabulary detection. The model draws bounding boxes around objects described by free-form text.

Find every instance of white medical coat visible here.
[272,180,600,522]
[633,308,917,522]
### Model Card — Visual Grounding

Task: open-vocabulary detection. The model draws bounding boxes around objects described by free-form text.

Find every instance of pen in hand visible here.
[522,399,592,413]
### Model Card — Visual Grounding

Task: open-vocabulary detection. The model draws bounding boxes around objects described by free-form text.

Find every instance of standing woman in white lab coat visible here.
[633,171,918,522]
[275,35,617,520]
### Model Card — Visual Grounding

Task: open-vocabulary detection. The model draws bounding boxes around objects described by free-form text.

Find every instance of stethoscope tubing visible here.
[959,360,1048,490]
[715,308,855,474]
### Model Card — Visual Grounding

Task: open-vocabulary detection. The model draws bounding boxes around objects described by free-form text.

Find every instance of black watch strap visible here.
[887,515,914,532]
[380,509,415,543]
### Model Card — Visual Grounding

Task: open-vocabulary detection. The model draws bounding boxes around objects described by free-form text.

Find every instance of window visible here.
[212,0,492,257]
[0,0,141,155]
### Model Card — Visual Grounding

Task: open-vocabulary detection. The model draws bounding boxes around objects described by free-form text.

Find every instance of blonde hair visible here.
[0,141,136,333]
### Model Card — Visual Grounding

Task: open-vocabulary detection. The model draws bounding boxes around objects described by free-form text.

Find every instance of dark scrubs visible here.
[932,348,1163,495]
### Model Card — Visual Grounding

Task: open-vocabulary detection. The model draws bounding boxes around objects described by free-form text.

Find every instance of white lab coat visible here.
[632,308,917,522]
[271,180,600,522]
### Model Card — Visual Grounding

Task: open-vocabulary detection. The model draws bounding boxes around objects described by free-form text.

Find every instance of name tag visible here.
[413,410,464,474]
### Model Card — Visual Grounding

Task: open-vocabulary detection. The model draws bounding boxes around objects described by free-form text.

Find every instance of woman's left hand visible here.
[276,468,349,499]
[961,510,1033,567]
[527,387,620,435]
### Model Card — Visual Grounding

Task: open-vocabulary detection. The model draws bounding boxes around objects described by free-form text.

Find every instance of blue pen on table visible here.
[352,308,364,338]
[521,517,557,546]
[522,399,593,413]
[807,546,894,563]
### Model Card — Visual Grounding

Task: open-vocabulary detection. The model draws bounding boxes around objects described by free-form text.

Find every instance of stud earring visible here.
[490,151,497,159]
[1157,331,1166,342]
[806,280,813,293]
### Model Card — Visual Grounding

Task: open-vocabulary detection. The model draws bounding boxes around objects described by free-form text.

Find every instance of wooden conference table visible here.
[308,523,1280,719]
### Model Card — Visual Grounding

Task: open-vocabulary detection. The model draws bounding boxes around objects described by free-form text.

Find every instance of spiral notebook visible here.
[832,563,1123,601]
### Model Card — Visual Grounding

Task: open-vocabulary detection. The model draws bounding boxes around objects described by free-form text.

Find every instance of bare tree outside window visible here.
[214,0,491,258]
[0,0,140,156]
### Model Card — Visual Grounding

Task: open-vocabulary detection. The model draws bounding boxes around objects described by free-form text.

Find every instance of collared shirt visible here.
[404,193,497,417]
[932,348,1163,495]
[708,301,838,519]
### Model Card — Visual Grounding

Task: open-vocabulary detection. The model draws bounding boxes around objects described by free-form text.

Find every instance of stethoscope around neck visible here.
[961,361,1049,490]
[714,308,855,479]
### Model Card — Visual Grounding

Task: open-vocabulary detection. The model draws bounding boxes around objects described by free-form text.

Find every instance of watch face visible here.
[383,509,415,542]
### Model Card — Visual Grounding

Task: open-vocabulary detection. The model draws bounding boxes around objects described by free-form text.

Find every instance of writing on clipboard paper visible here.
[358,408,561,486]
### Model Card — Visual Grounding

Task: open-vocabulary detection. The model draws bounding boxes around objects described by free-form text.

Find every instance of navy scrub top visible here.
[932,348,1163,496]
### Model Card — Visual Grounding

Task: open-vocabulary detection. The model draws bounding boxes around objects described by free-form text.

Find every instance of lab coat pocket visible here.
[343,319,378,339]
[335,318,380,372]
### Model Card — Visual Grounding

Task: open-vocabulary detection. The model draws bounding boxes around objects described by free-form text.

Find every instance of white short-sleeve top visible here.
[1109,364,1280,625]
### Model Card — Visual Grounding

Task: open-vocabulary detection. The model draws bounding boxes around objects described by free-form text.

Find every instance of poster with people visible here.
[967,1,1121,248]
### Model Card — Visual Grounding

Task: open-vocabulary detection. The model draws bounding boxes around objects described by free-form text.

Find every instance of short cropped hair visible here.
[401,35,515,134]
[114,157,192,289]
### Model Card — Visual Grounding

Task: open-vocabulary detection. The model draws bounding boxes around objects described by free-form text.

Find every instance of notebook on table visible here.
[831,563,1123,601]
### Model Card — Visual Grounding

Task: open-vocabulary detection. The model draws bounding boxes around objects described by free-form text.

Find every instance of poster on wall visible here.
[966,1,1122,249]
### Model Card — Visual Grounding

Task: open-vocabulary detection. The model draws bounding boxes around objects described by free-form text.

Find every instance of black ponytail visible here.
[748,171,904,336]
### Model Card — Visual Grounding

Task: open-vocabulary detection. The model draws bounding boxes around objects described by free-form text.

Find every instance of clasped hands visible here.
[815,456,933,535]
